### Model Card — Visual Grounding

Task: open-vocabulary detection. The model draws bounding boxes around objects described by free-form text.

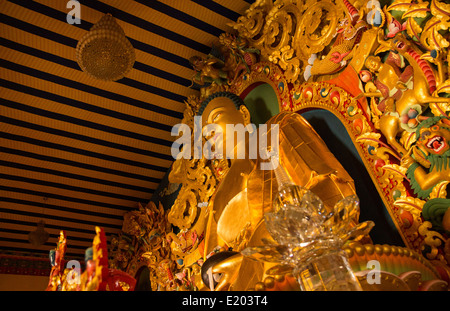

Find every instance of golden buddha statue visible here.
[195,91,358,290]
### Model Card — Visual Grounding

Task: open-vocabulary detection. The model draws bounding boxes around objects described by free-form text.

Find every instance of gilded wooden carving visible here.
[225,0,450,284]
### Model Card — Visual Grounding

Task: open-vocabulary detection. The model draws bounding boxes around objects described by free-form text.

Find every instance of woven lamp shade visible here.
[76,13,135,81]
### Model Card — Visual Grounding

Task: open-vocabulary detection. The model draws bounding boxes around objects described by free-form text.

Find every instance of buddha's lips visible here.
[426,135,446,153]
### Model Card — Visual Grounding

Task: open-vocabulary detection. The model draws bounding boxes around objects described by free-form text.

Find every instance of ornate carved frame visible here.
[108,0,450,290]
[225,0,450,279]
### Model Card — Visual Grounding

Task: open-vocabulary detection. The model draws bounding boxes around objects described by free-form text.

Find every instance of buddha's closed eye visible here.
[212,112,222,122]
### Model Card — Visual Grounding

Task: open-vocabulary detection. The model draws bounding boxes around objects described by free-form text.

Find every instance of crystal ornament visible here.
[243,156,374,291]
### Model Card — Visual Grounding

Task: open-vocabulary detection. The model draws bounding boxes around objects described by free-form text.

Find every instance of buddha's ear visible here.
[239,105,251,125]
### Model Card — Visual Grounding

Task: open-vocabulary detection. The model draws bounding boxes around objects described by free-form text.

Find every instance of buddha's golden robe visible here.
[203,111,357,290]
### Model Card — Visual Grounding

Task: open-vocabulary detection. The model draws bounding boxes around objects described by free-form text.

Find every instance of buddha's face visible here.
[201,97,251,159]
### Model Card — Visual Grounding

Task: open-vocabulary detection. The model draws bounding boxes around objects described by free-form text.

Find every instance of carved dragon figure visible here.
[308,0,368,78]
[403,116,450,233]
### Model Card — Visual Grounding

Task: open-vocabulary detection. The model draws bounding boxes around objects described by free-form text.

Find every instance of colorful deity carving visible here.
[46,230,67,291]
[47,227,136,291]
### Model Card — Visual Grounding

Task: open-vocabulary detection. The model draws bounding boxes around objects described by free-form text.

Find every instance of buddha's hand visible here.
[202,252,243,291]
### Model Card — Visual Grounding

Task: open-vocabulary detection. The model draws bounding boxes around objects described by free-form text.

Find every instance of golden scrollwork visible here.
[168,157,216,230]
[230,0,351,83]
[168,95,218,232]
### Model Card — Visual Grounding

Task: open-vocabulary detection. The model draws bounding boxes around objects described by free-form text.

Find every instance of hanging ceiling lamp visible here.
[28,220,50,246]
[76,13,135,81]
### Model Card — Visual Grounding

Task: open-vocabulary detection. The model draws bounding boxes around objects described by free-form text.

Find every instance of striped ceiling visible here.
[0,0,252,260]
